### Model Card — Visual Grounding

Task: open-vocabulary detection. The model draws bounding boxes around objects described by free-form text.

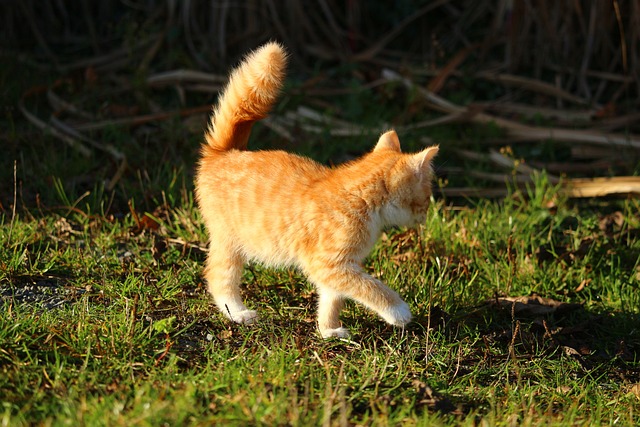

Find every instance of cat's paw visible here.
[320,327,351,339]
[380,301,412,326]
[230,309,259,324]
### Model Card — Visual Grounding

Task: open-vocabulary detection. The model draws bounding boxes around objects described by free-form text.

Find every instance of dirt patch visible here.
[1,275,86,310]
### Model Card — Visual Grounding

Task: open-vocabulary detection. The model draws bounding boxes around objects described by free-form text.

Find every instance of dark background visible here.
[2,0,639,211]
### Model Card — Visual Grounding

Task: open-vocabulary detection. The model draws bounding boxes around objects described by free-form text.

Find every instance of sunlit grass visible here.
[2,173,639,425]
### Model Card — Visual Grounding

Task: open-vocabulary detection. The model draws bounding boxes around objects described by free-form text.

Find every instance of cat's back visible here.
[199,148,328,189]
[197,148,336,230]
[198,149,345,264]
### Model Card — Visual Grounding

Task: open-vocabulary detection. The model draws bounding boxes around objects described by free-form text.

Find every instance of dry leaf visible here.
[139,215,160,231]
[53,217,74,237]
[562,346,581,357]
[556,385,572,394]
[626,384,640,400]
[218,329,233,339]
[599,211,625,234]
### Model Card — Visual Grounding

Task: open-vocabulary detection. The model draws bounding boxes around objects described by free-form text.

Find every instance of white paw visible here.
[320,327,351,339]
[229,309,259,324]
[380,301,412,326]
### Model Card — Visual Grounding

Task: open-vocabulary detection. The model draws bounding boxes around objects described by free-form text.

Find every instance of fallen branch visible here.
[475,71,590,106]
[561,177,640,198]
[19,86,92,157]
[439,167,541,184]
[49,116,125,161]
[454,148,560,184]
[20,82,128,190]
[382,69,640,150]
[47,87,94,120]
[71,105,212,131]
[473,101,595,124]
[146,69,226,87]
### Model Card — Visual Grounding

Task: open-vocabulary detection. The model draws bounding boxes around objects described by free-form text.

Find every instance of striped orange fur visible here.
[195,42,439,338]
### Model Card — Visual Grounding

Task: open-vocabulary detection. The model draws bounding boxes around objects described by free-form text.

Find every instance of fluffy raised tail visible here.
[204,42,287,151]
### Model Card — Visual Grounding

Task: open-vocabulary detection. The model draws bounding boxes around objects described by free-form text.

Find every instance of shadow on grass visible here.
[413,301,640,382]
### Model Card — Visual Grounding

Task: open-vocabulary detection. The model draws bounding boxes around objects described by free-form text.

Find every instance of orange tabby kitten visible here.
[195,42,438,338]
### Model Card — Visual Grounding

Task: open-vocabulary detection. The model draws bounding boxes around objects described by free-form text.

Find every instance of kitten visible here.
[195,42,438,338]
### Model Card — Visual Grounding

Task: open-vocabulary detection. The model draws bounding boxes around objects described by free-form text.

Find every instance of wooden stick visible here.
[561,177,640,198]
[382,69,640,150]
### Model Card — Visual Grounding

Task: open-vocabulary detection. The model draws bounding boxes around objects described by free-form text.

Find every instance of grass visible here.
[2,46,640,426]
[2,171,640,425]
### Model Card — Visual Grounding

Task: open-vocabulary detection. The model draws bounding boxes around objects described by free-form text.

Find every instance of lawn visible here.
[2,152,640,425]
[2,8,640,422]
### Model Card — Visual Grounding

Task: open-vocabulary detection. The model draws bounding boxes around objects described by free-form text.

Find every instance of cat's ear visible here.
[409,146,439,174]
[374,130,401,152]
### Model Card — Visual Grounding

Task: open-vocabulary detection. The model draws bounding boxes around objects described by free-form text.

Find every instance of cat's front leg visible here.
[308,263,412,335]
[378,299,412,326]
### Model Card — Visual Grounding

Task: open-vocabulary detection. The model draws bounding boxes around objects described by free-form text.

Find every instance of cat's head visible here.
[375,131,439,227]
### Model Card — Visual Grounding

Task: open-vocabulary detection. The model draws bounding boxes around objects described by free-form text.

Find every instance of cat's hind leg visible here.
[205,243,257,324]
[316,287,350,338]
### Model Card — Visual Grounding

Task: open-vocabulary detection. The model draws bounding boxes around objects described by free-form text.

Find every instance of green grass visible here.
[2,48,640,426]
[2,176,640,425]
